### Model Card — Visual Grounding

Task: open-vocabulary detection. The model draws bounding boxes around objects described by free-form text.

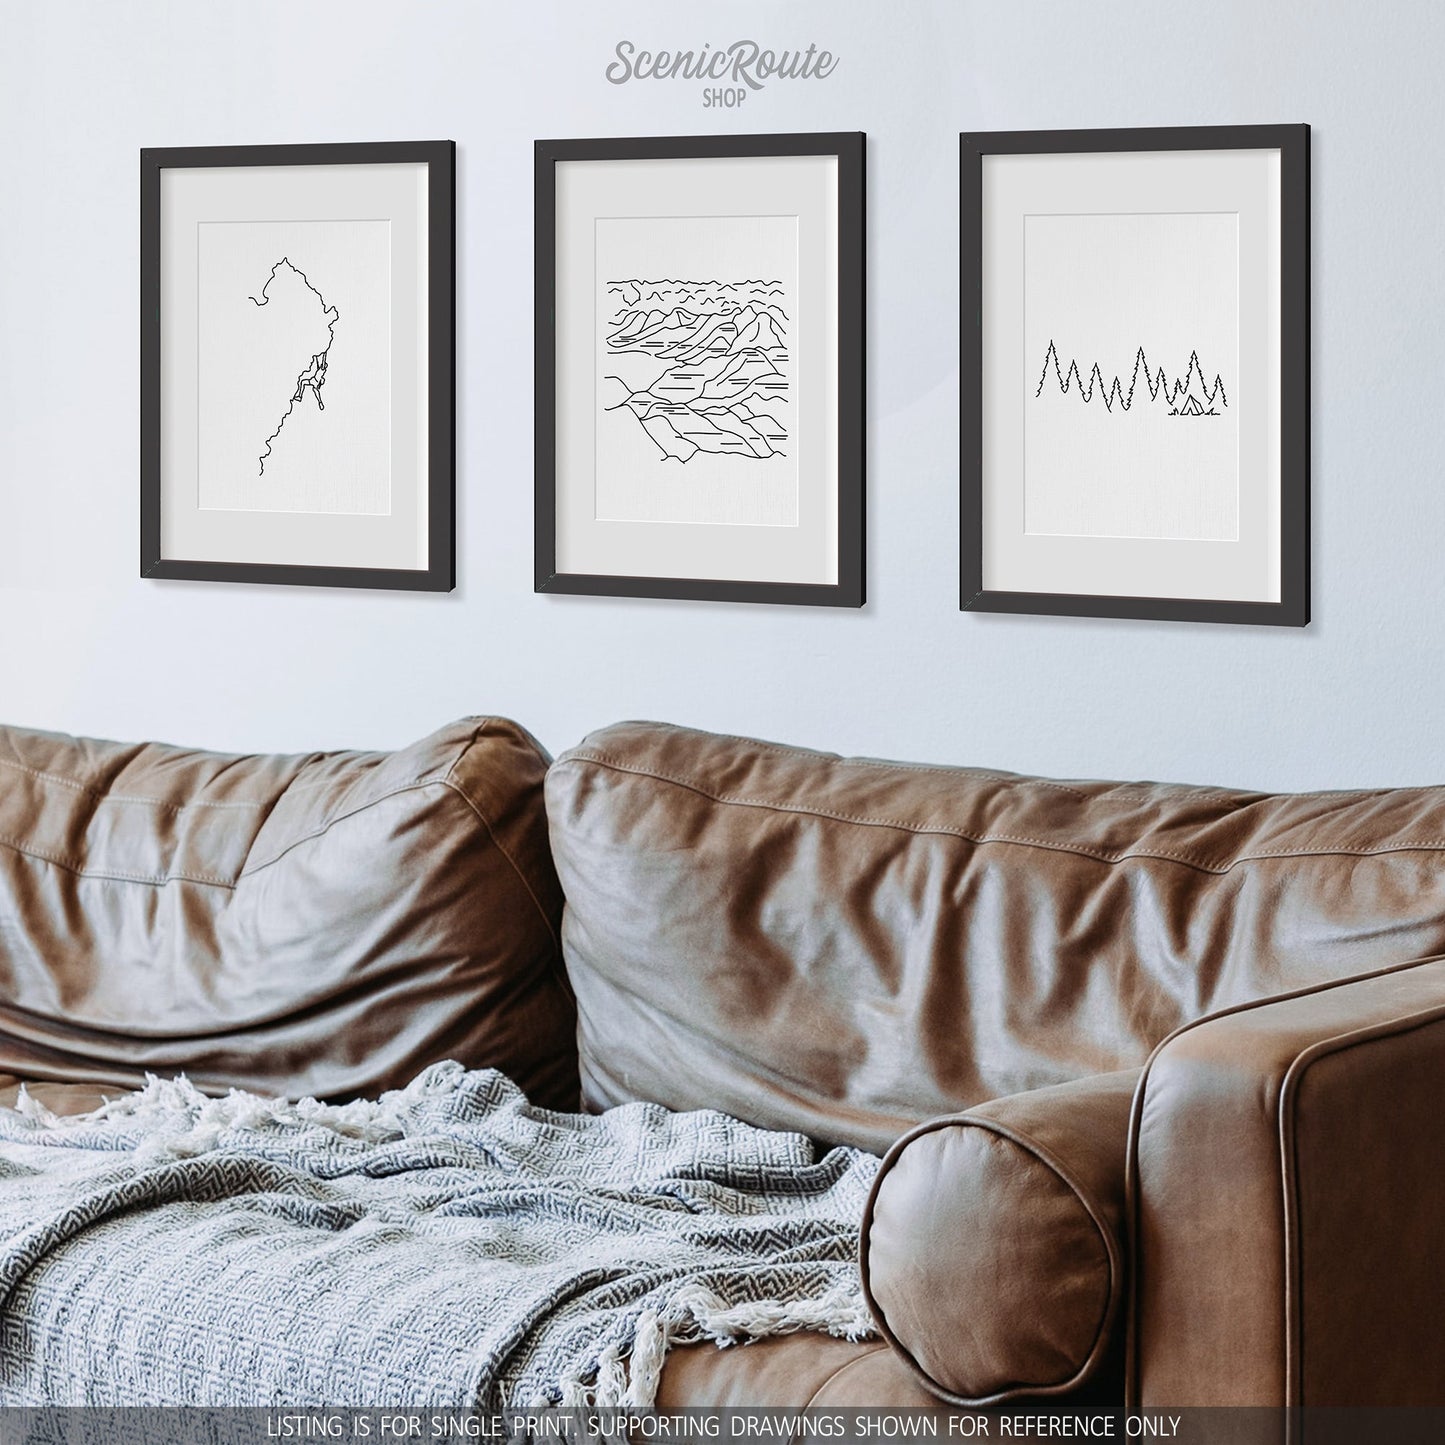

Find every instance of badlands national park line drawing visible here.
[601,278,790,464]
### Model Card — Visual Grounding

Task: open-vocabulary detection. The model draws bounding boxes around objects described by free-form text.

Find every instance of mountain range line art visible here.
[1034,340,1228,417]
[602,278,790,464]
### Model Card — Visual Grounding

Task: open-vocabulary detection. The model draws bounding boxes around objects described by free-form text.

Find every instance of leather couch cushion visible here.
[0,718,578,1107]
[546,721,1445,1150]
[656,1336,945,1408]
[861,1070,1135,1405]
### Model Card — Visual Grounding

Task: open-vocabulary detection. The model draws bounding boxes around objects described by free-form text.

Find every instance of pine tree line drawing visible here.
[1033,340,1228,417]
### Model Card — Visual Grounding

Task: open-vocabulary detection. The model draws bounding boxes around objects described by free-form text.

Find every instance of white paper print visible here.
[196,219,392,517]
[594,216,799,528]
[1023,211,1240,542]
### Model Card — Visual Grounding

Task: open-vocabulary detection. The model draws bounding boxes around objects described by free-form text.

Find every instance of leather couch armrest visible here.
[861,1069,1138,1406]
[1128,956,1445,1406]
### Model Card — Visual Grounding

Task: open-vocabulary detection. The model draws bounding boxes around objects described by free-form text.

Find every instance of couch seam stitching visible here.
[0,831,237,889]
[0,754,359,810]
[800,1343,895,1409]
[555,753,1445,874]
[610,726,1098,798]
[585,727,1299,803]
[236,775,454,880]
[0,755,260,809]
[0,763,458,887]
[575,729,1409,806]
[0,730,540,891]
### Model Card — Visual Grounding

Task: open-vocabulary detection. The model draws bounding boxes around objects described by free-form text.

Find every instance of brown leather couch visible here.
[1,716,1441,1408]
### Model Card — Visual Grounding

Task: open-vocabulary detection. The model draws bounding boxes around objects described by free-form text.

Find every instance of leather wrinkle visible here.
[441,718,572,991]
[0,716,578,1108]
[441,776,560,957]
[0,959,462,1048]
[578,966,876,1113]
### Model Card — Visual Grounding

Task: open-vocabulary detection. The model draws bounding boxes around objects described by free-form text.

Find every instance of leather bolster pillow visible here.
[860,1069,1139,1406]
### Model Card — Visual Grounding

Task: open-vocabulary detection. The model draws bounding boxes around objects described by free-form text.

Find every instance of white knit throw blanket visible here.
[0,1063,878,1407]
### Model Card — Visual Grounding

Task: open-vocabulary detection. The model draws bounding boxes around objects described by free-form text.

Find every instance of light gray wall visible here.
[0,1,1438,789]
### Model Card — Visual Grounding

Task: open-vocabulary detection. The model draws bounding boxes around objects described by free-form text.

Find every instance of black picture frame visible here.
[140,140,456,592]
[535,132,865,608]
[960,124,1310,626]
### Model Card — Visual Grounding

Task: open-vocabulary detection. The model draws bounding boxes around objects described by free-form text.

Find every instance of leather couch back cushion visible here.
[547,722,1445,1150]
[0,718,578,1108]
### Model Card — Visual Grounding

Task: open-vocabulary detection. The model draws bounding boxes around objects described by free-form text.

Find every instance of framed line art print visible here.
[141,141,455,591]
[961,125,1309,625]
[535,132,865,607]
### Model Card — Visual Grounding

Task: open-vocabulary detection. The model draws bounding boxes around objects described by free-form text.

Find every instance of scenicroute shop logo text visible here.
[606,40,840,108]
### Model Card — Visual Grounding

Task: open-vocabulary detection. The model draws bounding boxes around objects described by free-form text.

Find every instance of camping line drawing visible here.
[1033,340,1228,417]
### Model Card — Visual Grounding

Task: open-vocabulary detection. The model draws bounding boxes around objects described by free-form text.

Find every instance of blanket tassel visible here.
[621,1311,668,1407]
